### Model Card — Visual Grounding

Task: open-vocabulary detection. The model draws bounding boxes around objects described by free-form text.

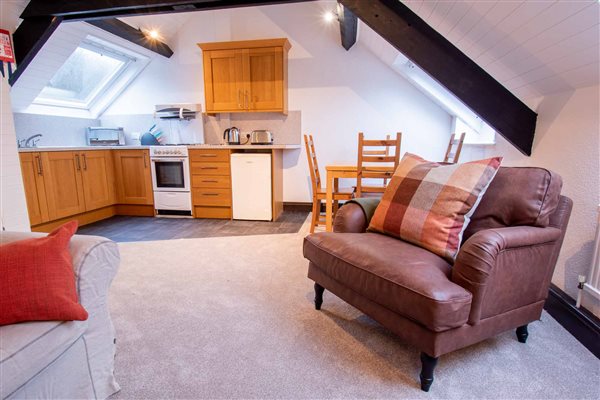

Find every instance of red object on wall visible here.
[0,29,15,63]
[0,221,88,326]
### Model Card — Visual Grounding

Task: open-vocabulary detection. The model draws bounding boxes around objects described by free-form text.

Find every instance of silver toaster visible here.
[250,130,273,145]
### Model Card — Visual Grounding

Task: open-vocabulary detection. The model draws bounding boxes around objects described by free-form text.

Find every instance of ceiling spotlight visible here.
[323,10,337,23]
[147,29,160,40]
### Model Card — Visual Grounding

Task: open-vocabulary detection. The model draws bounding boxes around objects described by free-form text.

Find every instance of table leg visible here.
[326,170,334,232]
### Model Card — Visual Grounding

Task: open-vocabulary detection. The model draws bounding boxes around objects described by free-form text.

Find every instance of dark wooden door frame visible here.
[340,0,537,156]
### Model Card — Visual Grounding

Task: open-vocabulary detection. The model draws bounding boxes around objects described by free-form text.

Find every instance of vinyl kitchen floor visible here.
[77,210,309,242]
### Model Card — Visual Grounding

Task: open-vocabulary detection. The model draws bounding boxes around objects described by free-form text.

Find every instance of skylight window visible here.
[34,41,132,109]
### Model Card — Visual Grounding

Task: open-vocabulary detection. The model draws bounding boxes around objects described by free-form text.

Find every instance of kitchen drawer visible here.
[191,175,230,189]
[192,188,231,206]
[190,162,230,176]
[194,206,231,219]
[189,149,230,163]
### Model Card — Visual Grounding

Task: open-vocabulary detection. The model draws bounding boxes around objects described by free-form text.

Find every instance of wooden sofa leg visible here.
[516,325,529,343]
[419,352,439,392]
[314,283,325,310]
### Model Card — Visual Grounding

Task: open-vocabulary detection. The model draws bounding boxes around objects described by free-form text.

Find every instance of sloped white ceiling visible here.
[402,0,599,100]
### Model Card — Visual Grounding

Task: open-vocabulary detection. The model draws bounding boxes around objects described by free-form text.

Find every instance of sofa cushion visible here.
[303,232,473,332]
[464,167,563,241]
[0,319,88,398]
[368,153,502,262]
[0,221,88,326]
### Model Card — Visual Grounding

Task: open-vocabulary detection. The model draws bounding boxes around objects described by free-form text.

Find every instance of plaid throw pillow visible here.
[368,153,502,262]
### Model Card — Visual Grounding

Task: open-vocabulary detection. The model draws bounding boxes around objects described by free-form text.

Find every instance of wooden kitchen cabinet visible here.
[19,153,50,225]
[199,39,290,114]
[41,151,87,220]
[189,149,231,219]
[113,149,153,205]
[80,150,116,210]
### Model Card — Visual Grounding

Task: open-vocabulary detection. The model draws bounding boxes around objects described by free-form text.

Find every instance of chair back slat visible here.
[356,131,401,197]
[304,134,321,194]
[443,132,466,164]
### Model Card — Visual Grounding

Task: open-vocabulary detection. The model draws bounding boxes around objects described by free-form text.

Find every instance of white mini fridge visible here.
[231,153,272,221]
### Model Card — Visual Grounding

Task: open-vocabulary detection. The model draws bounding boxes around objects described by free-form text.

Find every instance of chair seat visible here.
[303,232,472,332]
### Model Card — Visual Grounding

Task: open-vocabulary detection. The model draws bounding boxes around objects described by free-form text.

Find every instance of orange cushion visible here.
[369,153,502,262]
[0,221,88,325]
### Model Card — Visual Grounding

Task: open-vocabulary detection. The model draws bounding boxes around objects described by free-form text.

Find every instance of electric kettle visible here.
[223,127,241,145]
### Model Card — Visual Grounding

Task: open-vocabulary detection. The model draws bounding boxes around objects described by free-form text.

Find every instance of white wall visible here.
[103,1,452,202]
[0,2,30,232]
[463,85,600,315]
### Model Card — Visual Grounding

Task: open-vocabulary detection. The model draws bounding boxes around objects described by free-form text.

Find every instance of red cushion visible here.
[0,221,88,325]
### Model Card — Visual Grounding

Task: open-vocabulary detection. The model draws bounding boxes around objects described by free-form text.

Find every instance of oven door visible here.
[150,157,190,192]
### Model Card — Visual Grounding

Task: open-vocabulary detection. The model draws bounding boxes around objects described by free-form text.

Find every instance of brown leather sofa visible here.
[303,167,572,391]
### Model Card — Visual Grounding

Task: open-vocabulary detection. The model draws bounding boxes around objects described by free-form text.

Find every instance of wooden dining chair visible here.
[443,132,466,164]
[304,134,354,233]
[356,132,402,197]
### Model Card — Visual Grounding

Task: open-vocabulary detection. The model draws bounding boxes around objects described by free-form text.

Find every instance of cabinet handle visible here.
[144,153,148,168]
[245,90,249,109]
[202,193,219,196]
[200,166,218,170]
[238,89,243,109]
[82,154,87,170]
[202,180,218,183]
[75,154,81,171]
[199,154,217,158]
[35,155,43,175]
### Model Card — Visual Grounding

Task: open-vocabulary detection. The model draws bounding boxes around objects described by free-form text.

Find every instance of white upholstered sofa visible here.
[0,232,120,400]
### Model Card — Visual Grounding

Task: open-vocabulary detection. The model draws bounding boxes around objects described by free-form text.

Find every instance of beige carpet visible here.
[108,219,599,399]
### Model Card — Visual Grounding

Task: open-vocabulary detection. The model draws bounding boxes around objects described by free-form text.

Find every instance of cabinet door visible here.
[19,153,49,225]
[114,150,153,205]
[203,49,245,112]
[244,47,284,112]
[80,150,115,210]
[41,151,86,220]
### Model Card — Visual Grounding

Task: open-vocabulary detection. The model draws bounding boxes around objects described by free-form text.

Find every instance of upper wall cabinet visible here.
[198,39,291,114]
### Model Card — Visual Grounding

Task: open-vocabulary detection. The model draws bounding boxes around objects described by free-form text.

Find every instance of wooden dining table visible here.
[324,165,358,231]
[324,164,395,231]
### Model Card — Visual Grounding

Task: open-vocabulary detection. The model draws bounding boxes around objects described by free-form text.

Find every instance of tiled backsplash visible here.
[13,111,301,147]
[13,113,99,147]
[203,111,301,145]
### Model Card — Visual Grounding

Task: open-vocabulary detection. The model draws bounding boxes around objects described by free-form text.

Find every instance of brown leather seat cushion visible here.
[304,232,472,332]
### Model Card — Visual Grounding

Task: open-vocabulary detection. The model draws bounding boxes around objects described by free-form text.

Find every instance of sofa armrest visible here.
[333,203,369,233]
[0,232,119,314]
[452,226,561,324]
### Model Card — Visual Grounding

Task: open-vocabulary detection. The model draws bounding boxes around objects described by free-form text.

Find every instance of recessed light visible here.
[147,29,160,40]
[323,11,336,23]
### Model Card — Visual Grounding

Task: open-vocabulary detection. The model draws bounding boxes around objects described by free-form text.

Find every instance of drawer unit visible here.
[190,162,230,176]
[192,188,232,206]
[188,149,231,219]
[191,175,230,188]
[190,149,230,163]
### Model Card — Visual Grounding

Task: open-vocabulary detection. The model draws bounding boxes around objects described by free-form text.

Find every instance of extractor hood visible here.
[154,103,200,120]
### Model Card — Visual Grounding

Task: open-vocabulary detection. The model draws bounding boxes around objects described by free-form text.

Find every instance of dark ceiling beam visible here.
[87,19,174,58]
[11,0,313,86]
[336,3,357,51]
[20,0,313,21]
[9,16,63,86]
[340,0,537,156]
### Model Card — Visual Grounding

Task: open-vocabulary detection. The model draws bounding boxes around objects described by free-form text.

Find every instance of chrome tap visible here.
[24,134,43,148]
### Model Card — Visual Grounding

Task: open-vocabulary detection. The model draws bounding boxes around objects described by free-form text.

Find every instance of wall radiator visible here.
[583,205,600,300]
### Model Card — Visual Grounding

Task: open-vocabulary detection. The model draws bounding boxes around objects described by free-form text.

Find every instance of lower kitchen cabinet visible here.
[41,151,87,220]
[189,149,232,219]
[81,150,116,210]
[19,153,50,225]
[113,149,154,205]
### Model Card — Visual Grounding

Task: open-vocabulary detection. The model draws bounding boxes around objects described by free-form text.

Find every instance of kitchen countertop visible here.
[18,144,301,152]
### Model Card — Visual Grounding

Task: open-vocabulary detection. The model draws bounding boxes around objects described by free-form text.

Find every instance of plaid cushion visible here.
[368,153,502,262]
